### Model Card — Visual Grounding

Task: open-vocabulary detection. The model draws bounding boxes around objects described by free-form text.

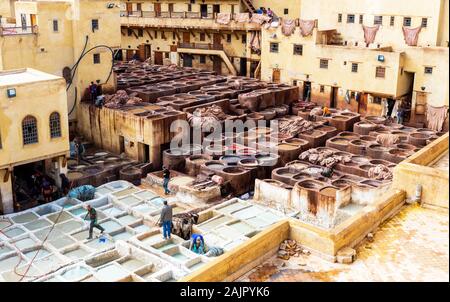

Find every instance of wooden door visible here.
[154,3,161,17]
[213,33,222,47]
[138,44,146,61]
[126,3,132,14]
[272,68,281,83]
[183,32,191,44]
[144,44,151,60]
[154,51,163,65]
[213,57,222,75]
[168,3,174,12]
[126,49,134,61]
[200,4,208,18]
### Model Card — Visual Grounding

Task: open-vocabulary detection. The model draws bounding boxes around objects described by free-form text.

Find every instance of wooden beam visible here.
[234,31,239,40]
[189,30,196,38]
[131,29,138,39]
[175,31,181,40]
[145,29,153,40]
[161,31,167,40]
[121,29,126,36]
[154,30,158,39]
[204,30,211,39]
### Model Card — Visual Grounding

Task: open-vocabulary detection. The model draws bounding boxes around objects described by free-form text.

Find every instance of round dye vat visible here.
[220,155,241,165]
[320,187,338,197]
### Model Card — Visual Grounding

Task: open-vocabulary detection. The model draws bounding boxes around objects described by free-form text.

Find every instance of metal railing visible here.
[178,42,224,51]
[0,25,38,36]
[120,11,215,19]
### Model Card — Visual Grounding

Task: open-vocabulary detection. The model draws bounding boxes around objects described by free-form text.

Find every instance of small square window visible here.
[347,14,355,23]
[320,85,325,93]
[320,59,329,69]
[403,17,411,27]
[53,20,58,32]
[284,9,289,15]
[293,44,303,55]
[359,15,363,24]
[270,43,279,53]
[91,19,99,32]
[338,14,342,23]
[351,63,358,73]
[374,16,383,25]
[293,80,298,86]
[200,55,206,64]
[375,66,386,78]
[200,33,206,41]
[390,16,395,26]
[93,53,101,64]
[424,67,433,74]
[227,34,231,43]
[421,18,428,28]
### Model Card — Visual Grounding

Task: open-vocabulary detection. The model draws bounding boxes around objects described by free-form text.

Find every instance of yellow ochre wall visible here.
[252,0,301,19]
[120,0,241,14]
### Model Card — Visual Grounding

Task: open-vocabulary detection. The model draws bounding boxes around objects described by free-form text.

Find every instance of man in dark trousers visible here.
[162,166,171,195]
[160,200,173,240]
[84,204,105,240]
[89,81,98,103]
[60,173,71,196]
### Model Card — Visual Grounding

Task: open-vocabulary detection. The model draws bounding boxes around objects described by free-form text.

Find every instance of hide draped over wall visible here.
[281,18,296,36]
[299,20,316,37]
[402,26,422,46]
[426,105,448,132]
[362,25,380,45]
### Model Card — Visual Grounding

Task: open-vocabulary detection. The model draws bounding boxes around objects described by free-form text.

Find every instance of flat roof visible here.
[0,68,62,87]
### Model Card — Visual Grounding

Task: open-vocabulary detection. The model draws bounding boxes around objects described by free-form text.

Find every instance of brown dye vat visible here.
[408,132,429,146]
[249,127,272,137]
[203,161,226,171]
[277,143,303,165]
[395,143,416,151]
[217,167,251,195]
[354,121,379,135]
[296,179,325,191]
[360,179,382,188]
[366,144,388,159]
[274,106,288,117]
[364,116,387,125]
[205,145,228,156]
[283,138,309,150]
[386,149,408,163]
[272,167,298,184]
[163,148,189,171]
[259,109,277,120]
[416,128,436,136]
[247,113,265,122]
[236,148,258,157]
[320,187,337,198]
[67,171,84,181]
[329,115,352,132]
[326,137,350,152]
[331,179,354,189]
[369,159,391,166]
[220,155,242,166]
[299,130,327,148]
[338,131,360,140]
[315,125,338,139]
[356,164,375,178]
[348,139,367,155]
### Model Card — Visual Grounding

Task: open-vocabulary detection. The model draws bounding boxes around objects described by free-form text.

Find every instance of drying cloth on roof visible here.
[250,31,261,52]
[279,117,314,136]
[281,18,296,36]
[299,19,315,36]
[362,25,380,45]
[216,13,231,25]
[402,26,422,46]
[376,134,400,147]
[391,100,399,119]
[234,13,250,23]
[345,90,351,104]
[368,165,393,181]
[68,185,96,201]
[380,98,389,117]
[426,105,449,132]
[299,149,352,168]
[205,247,224,257]
[251,14,271,24]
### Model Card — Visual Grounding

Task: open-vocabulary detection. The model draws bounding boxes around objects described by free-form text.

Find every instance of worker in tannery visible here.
[159,200,173,240]
[162,166,171,195]
[84,204,105,240]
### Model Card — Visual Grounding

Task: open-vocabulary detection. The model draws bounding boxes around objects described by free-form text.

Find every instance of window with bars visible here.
[91,19,99,32]
[270,43,279,53]
[375,66,386,78]
[403,17,411,27]
[320,59,329,69]
[49,112,61,139]
[424,66,433,74]
[421,18,428,28]
[351,63,358,73]
[284,9,289,15]
[374,16,383,25]
[293,80,298,86]
[53,19,59,32]
[93,53,101,64]
[347,14,355,23]
[359,15,363,24]
[390,16,395,26]
[293,44,303,55]
[22,116,38,145]
[320,85,325,93]
[338,14,342,23]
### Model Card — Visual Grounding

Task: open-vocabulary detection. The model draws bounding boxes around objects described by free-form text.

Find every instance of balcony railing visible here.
[0,26,38,36]
[178,42,224,51]
[121,10,215,19]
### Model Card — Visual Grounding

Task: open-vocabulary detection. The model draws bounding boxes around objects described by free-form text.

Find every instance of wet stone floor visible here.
[431,151,449,171]
[238,204,449,282]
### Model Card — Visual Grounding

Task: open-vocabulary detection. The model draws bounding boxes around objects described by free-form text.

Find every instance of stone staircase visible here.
[242,0,257,13]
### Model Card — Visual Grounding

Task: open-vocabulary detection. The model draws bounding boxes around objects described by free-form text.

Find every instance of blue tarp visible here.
[68,185,96,201]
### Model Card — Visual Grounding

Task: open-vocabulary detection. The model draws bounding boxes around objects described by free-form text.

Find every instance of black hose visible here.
[68,87,78,116]
[67,35,89,91]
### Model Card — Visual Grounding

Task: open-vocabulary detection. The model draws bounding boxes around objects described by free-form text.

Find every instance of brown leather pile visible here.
[368,164,393,180]
[376,134,400,147]
[277,239,302,260]
[104,90,143,108]
[187,105,228,129]
[279,117,313,137]
[299,148,352,168]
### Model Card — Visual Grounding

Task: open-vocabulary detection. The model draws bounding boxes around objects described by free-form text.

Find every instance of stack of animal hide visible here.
[187,105,228,129]
[281,18,296,36]
[234,13,250,23]
[279,117,314,137]
[104,90,143,108]
[277,240,302,260]
[368,165,393,180]
[376,134,400,147]
[171,213,199,240]
[299,19,315,36]
[299,148,352,168]
[216,13,231,25]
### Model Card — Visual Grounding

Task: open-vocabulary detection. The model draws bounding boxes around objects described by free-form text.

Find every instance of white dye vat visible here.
[119,196,142,207]
[55,220,84,233]
[2,265,42,282]
[70,230,90,241]
[63,247,91,260]
[96,187,113,195]
[46,212,73,224]
[214,225,242,239]
[13,237,37,250]
[3,226,25,238]
[33,255,65,274]
[113,187,140,198]
[231,206,265,220]
[134,190,158,200]
[33,228,65,241]
[116,214,140,225]
[227,221,256,236]
[69,207,86,217]
[102,206,125,217]
[23,219,52,231]
[0,254,22,272]
[223,238,247,251]
[112,231,134,241]
[0,244,13,256]
[132,224,151,234]
[35,205,59,216]
[246,216,272,229]
[132,203,156,214]
[258,211,282,224]
[197,215,233,232]
[11,212,39,224]
[0,219,12,229]
[23,248,51,260]
[85,238,114,250]
[81,276,100,282]
[216,202,248,214]
[56,198,81,209]
[101,220,123,233]
[95,263,130,282]
[48,235,77,249]
[149,197,166,208]
[60,266,91,281]
[120,258,146,272]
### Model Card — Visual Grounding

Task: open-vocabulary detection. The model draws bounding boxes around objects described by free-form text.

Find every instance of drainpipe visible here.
[407,184,422,205]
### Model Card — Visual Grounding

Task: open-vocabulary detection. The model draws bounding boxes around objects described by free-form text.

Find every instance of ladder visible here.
[242,0,257,13]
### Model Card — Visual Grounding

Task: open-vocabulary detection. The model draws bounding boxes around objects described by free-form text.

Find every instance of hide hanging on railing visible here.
[426,105,448,132]
[299,20,315,36]
[234,13,250,23]
[402,26,421,46]
[250,31,261,52]
[362,25,380,45]
[250,14,271,25]
[281,18,296,36]
[216,13,231,25]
